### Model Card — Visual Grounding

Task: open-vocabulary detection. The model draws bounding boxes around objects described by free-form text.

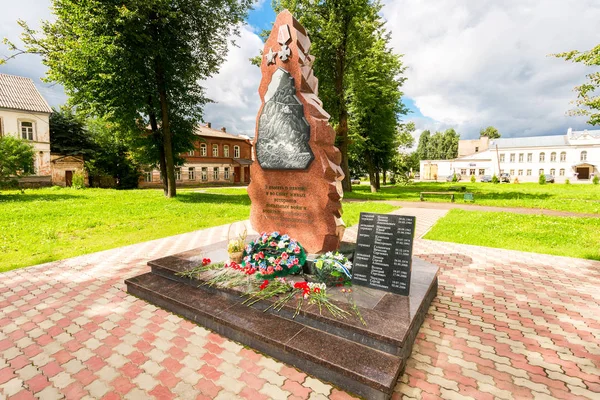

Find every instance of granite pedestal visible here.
[125,240,438,400]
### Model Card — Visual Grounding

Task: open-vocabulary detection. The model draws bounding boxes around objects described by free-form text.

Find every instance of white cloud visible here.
[0,0,66,107]
[202,24,263,135]
[383,0,600,138]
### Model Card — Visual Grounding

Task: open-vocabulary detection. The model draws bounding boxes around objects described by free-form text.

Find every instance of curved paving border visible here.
[1,211,599,399]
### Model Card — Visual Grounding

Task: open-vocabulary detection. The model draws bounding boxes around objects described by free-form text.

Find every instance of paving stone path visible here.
[1,208,599,399]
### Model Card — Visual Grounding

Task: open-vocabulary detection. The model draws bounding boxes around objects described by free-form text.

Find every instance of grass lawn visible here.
[425,209,600,261]
[0,187,397,272]
[344,182,600,214]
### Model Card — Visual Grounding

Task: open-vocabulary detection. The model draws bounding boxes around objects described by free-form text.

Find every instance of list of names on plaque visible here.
[351,212,416,296]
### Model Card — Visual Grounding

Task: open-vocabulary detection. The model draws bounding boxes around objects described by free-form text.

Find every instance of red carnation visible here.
[259,280,269,291]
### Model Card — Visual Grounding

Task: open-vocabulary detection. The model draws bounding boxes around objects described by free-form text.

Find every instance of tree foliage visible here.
[554,44,600,125]
[273,0,405,192]
[347,16,407,192]
[479,126,501,139]
[4,0,251,197]
[274,0,388,192]
[86,118,141,189]
[0,136,35,189]
[415,129,460,160]
[50,108,97,156]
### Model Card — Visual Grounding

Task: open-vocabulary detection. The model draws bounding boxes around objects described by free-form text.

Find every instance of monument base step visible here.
[125,242,438,400]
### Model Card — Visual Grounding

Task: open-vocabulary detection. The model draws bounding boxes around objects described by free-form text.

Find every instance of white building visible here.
[0,73,53,182]
[420,128,600,182]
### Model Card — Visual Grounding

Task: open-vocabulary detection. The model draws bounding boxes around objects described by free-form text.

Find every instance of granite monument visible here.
[248,10,345,253]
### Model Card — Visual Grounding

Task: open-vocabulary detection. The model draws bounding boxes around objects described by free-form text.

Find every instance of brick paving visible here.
[1,209,599,399]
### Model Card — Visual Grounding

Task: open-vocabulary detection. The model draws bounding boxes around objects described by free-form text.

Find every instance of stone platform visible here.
[125,240,438,400]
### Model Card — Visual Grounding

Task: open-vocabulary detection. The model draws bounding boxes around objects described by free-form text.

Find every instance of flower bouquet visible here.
[312,251,352,287]
[227,226,247,264]
[242,232,306,279]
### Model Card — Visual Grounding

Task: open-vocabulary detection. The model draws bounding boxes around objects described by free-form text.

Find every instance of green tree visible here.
[347,15,407,192]
[479,126,501,139]
[441,129,460,159]
[273,0,382,192]
[554,44,600,125]
[50,108,97,156]
[0,136,35,189]
[4,0,251,197]
[416,130,431,160]
[86,118,141,189]
[417,129,459,160]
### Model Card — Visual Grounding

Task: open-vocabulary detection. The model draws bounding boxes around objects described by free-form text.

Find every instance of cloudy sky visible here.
[1,0,598,139]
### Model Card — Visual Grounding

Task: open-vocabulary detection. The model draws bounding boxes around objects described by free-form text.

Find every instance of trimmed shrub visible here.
[470,175,476,183]
[452,173,459,182]
[492,174,499,184]
[72,171,86,189]
[593,175,599,185]
[539,174,546,185]
[565,178,570,185]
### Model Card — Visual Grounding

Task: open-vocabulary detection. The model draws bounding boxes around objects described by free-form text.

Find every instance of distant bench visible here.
[420,192,456,202]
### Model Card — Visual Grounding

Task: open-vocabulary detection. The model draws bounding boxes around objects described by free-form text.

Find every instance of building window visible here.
[224,145,230,157]
[519,153,524,163]
[550,152,556,162]
[460,169,466,175]
[175,168,182,181]
[539,152,545,162]
[479,169,485,175]
[539,168,544,175]
[212,144,219,157]
[510,169,514,175]
[200,144,207,156]
[20,121,34,141]
[527,153,532,163]
[144,171,152,182]
[527,169,532,176]
[234,145,240,158]
[518,169,523,176]
[500,169,505,174]
[510,154,515,163]
[550,168,555,176]
[224,167,230,180]
[188,150,194,156]
[470,169,475,175]
[560,152,566,162]
[499,154,505,163]
[201,167,207,181]
[188,167,195,180]
[213,167,219,180]
[581,151,587,161]
[475,146,479,153]
[559,168,565,176]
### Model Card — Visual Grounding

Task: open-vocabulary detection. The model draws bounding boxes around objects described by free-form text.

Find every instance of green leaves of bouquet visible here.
[242,232,307,279]
[313,252,353,287]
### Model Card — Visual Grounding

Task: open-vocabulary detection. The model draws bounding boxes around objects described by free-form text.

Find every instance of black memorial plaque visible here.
[351,212,416,296]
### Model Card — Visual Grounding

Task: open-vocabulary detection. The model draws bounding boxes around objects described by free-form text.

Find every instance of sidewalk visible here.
[346,198,600,218]
[1,208,599,399]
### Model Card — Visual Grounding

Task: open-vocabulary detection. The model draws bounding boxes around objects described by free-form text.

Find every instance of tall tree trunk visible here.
[155,62,176,198]
[335,22,352,193]
[148,102,168,196]
[366,155,377,193]
[375,169,380,191]
[382,169,387,185]
[337,111,351,193]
